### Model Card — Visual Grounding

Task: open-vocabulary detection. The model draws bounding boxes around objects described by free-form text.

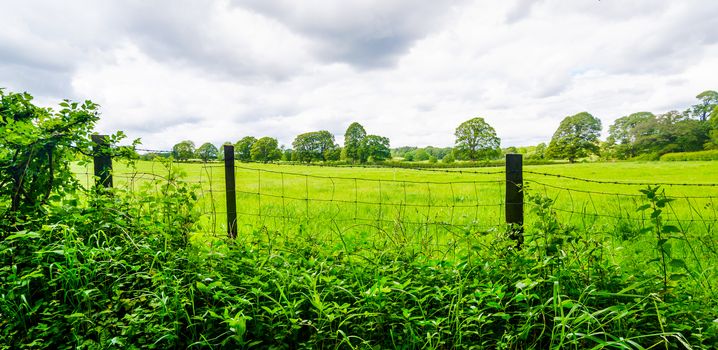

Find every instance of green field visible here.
[76,159,718,237]
[58,159,718,348]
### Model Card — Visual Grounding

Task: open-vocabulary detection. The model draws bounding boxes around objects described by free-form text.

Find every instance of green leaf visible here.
[636,204,651,211]
[661,225,680,233]
[669,259,687,270]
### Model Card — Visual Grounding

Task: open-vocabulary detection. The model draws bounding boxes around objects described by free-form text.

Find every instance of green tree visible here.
[360,135,391,161]
[292,130,336,163]
[546,112,602,163]
[217,141,232,160]
[344,122,366,163]
[632,111,710,156]
[442,152,455,163]
[689,90,718,121]
[533,142,547,160]
[195,142,218,162]
[324,146,342,162]
[250,137,281,163]
[235,136,257,162]
[413,148,430,161]
[172,140,195,161]
[282,148,293,161]
[606,112,655,159]
[403,151,415,161]
[454,117,501,161]
[708,106,718,149]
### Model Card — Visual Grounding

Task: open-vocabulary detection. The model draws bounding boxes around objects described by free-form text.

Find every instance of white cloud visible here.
[1,0,717,150]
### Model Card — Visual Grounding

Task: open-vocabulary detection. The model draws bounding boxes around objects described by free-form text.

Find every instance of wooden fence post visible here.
[224,144,238,239]
[505,153,523,248]
[92,134,113,189]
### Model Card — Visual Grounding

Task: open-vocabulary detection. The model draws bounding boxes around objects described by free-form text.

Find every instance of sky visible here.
[1,0,717,150]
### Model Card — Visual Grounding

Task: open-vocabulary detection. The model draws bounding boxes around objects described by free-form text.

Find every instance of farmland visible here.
[4,158,717,348]
[42,159,716,348]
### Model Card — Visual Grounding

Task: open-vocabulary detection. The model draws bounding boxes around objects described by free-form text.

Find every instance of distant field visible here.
[73,159,718,248]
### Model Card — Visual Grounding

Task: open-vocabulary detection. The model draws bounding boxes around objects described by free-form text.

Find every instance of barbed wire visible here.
[75,158,716,248]
[524,170,718,187]
[234,164,503,184]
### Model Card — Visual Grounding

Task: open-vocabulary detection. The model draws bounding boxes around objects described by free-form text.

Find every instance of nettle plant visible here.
[636,186,689,293]
[0,89,132,226]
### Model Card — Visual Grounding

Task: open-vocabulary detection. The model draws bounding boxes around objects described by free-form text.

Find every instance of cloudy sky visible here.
[2,0,717,150]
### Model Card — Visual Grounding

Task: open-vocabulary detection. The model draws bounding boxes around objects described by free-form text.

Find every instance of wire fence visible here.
[79,143,718,259]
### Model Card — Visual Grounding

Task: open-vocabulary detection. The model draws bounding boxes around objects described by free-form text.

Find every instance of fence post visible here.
[92,134,113,189]
[505,153,523,248]
[224,144,238,239]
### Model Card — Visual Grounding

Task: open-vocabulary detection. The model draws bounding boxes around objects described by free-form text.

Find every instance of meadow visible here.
[22,159,714,348]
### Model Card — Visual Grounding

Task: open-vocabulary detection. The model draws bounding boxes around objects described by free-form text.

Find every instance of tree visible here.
[454,117,501,161]
[282,148,293,161]
[413,148,430,161]
[344,122,366,163]
[172,140,195,161]
[689,90,718,121]
[546,112,602,163]
[250,137,281,163]
[533,142,547,160]
[217,141,232,160]
[195,142,218,162]
[324,146,342,162]
[708,106,718,149]
[360,135,391,161]
[292,130,336,163]
[403,151,415,161]
[235,136,257,162]
[606,112,655,159]
[632,111,710,156]
[442,153,455,163]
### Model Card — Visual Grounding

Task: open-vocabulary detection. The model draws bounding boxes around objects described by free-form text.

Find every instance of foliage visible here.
[0,89,129,216]
[216,141,232,160]
[343,122,366,163]
[606,112,655,159]
[234,136,257,162]
[172,140,195,161]
[660,149,718,161]
[195,142,218,162]
[282,148,293,161]
[250,137,281,163]
[323,146,342,162]
[546,112,602,163]
[709,105,718,149]
[442,152,455,163]
[360,135,391,161]
[454,117,501,161]
[632,111,710,156]
[689,90,718,121]
[292,130,336,163]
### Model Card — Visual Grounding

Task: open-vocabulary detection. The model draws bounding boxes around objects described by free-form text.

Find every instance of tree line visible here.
[163,89,718,164]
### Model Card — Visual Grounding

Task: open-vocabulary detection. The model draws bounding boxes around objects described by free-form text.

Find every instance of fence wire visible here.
[75,157,718,259]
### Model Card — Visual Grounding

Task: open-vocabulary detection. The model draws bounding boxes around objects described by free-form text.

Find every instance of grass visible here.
[22,159,712,348]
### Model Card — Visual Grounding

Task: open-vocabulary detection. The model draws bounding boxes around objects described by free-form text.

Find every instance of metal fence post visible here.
[92,134,113,189]
[224,144,238,239]
[505,153,523,248]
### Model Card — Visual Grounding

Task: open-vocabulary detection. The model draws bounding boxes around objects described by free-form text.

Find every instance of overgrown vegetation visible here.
[2,90,718,348]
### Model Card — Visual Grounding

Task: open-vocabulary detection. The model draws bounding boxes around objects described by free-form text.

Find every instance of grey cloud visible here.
[505,0,538,24]
[233,0,465,69]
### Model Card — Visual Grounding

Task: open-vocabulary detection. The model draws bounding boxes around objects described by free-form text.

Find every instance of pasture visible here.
[63,159,718,348]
